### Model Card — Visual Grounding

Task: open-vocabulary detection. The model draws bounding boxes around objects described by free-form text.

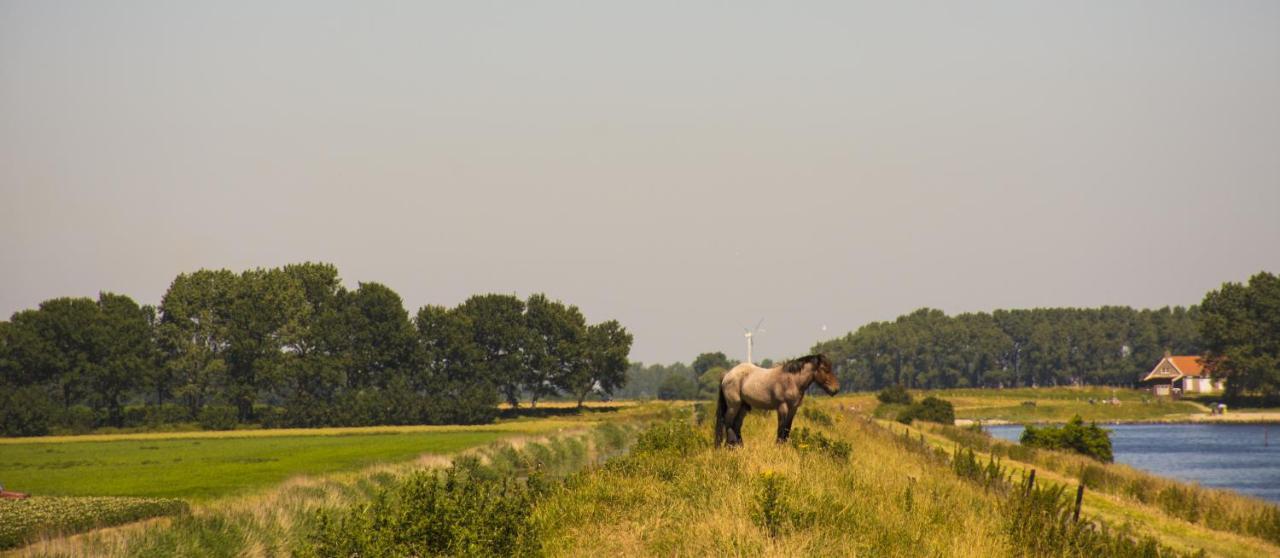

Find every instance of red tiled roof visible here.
[1168,356,1205,377]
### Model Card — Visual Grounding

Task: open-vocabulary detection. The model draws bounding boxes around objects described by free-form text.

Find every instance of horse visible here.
[714,354,839,447]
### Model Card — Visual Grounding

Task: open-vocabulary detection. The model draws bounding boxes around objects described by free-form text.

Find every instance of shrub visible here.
[1020,416,1113,463]
[877,385,913,405]
[632,418,707,456]
[197,405,238,431]
[302,464,541,557]
[896,396,955,425]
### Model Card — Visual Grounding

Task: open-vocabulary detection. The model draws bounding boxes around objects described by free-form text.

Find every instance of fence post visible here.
[1073,484,1085,522]
[1026,469,1036,495]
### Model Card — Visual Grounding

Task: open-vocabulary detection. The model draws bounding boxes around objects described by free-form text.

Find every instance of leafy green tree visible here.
[158,269,237,417]
[89,293,155,426]
[454,295,529,408]
[558,320,633,407]
[415,305,498,424]
[1200,272,1280,400]
[223,268,309,420]
[524,294,585,407]
[692,352,733,376]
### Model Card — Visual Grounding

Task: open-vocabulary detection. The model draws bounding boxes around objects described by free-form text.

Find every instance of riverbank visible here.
[957,411,1280,426]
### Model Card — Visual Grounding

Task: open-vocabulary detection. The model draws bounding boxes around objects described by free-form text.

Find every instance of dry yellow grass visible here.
[534,403,1012,557]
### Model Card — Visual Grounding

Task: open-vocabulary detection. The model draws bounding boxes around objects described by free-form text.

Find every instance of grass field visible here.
[0,406,626,501]
[0,430,511,500]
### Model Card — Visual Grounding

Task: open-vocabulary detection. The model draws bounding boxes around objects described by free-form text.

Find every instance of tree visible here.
[1200,272,1280,400]
[158,269,237,417]
[558,320,633,407]
[415,305,497,424]
[697,366,726,400]
[454,295,529,408]
[692,352,733,376]
[524,294,585,407]
[89,293,155,426]
[657,374,697,400]
[222,268,309,421]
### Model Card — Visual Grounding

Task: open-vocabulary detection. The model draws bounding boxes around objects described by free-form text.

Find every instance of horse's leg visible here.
[729,405,749,447]
[776,402,795,443]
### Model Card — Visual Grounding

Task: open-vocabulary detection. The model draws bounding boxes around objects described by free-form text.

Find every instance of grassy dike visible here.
[12,398,1278,556]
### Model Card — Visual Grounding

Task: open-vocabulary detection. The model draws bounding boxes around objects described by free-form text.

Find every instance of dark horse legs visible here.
[727,405,749,446]
[775,403,795,443]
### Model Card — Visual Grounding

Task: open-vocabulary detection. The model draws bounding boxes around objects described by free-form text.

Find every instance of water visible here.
[986,423,1280,503]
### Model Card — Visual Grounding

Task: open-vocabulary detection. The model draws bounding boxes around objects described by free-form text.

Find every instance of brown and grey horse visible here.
[715,354,839,447]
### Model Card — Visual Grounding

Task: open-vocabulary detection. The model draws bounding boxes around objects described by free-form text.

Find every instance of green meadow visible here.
[0,430,508,501]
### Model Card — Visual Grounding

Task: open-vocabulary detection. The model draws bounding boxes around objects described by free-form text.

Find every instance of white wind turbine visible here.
[744,318,765,364]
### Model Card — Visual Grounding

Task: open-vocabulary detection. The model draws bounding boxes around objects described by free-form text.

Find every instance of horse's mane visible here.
[782,354,831,374]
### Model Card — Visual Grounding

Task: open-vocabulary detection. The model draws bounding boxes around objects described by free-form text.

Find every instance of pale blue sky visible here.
[2,1,1278,363]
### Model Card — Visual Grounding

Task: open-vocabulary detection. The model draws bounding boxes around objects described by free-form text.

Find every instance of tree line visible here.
[813,271,1279,399]
[0,262,632,436]
[811,306,1202,390]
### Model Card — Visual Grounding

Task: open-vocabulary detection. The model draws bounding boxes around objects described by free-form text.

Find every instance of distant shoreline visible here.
[957,412,1280,427]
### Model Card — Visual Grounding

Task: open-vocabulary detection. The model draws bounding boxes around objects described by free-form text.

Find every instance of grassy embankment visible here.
[10,397,1280,556]
[852,387,1213,424]
[0,402,654,553]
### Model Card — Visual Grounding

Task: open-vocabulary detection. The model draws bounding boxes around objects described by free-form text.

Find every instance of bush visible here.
[877,385,913,405]
[0,386,56,437]
[896,396,955,425]
[197,405,238,431]
[303,464,541,557]
[1020,416,1113,463]
[632,418,707,456]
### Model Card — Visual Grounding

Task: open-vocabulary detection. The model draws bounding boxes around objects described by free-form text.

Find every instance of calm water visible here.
[986,423,1280,503]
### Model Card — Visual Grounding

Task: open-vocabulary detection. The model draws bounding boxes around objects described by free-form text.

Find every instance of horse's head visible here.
[813,354,839,395]
[786,354,840,395]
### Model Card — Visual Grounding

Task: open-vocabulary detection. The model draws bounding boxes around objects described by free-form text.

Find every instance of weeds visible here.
[789,427,851,461]
[749,471,813,538]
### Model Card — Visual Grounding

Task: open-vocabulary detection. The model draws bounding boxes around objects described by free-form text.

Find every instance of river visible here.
[986,423,1280,503]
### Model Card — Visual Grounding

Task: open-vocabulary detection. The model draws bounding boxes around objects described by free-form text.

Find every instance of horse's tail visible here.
[714,384,728,447]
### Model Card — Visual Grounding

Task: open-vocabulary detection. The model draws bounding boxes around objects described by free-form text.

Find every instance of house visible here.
[1141,353,1224,396]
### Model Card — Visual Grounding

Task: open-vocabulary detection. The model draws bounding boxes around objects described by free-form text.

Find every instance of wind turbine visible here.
[744,318,765,364]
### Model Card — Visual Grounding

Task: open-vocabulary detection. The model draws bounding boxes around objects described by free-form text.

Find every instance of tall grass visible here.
[533,406,1012,556]
[928,421,1280,545]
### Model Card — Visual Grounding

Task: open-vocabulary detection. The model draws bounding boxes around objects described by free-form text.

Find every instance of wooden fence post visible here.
[1026,469,1036,495]
[1073,484,1085,522]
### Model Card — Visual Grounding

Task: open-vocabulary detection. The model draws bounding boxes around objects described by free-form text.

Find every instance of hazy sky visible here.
[2,1,1278,364]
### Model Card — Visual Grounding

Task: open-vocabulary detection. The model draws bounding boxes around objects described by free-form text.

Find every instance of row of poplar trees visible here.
[0,263,632,435]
